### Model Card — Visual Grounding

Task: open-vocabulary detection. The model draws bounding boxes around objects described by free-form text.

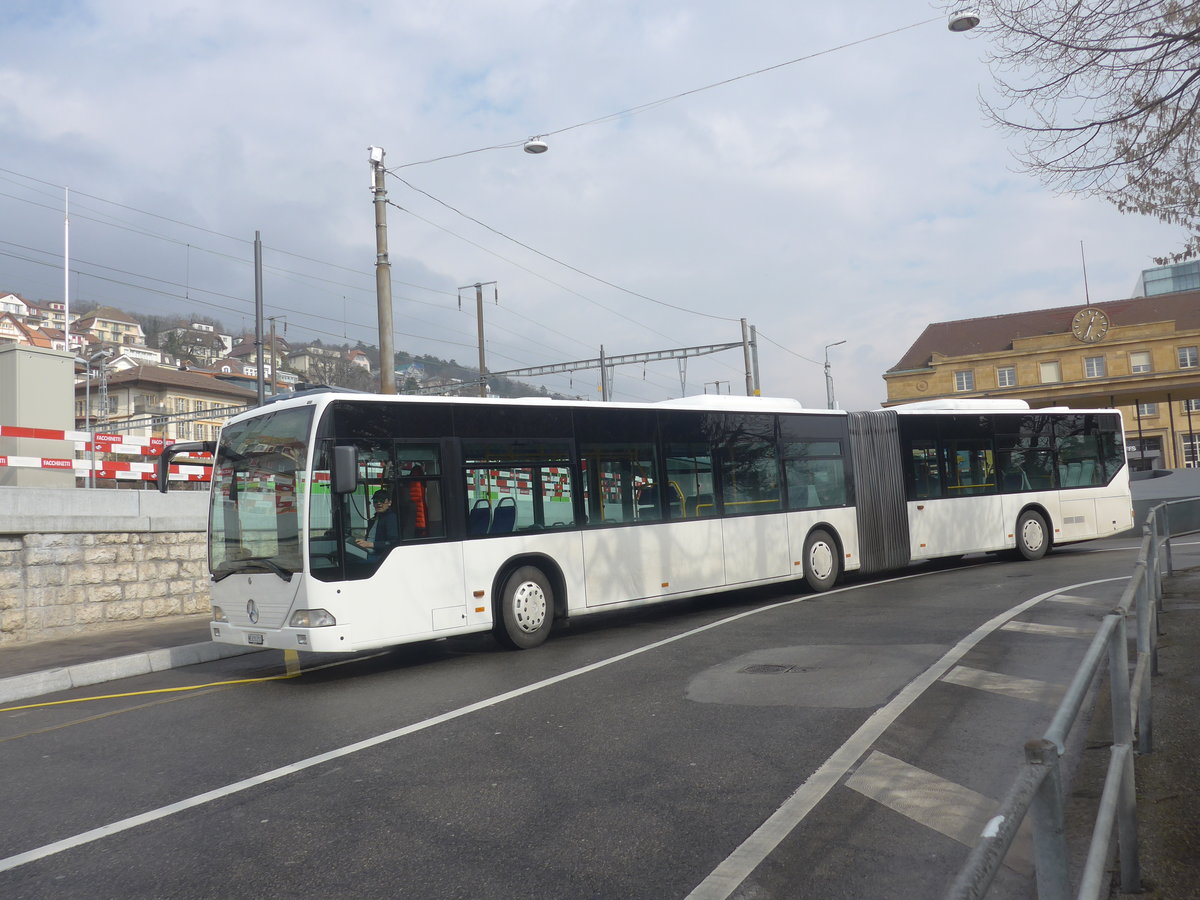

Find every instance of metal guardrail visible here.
[945,497,1200,900]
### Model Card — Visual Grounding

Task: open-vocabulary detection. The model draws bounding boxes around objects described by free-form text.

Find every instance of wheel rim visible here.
[808,541,834,581]
[512,581,548,633]
[1021,518,1045,552]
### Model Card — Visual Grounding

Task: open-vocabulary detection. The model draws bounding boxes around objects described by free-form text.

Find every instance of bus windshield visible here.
[210,405,314,580]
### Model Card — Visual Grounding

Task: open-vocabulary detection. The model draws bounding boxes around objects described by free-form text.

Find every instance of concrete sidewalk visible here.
[1111,571,1200,899]
[0,614,260,705]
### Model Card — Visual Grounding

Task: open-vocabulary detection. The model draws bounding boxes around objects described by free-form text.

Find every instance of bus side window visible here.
[907,441,942,499]
[720,433,782,515]
[578,443,660,525]
[943,441,996,495]
[462,443,576,536]
[397,449,443,539]
[782,441,846,510]
[665,443,713,521]
[1057,432,1107,489]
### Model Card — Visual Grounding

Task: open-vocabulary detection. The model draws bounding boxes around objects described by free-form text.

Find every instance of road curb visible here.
[0,642,263,706]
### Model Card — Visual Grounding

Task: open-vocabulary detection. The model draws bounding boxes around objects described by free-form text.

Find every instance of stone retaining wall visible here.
[0,487,210,646]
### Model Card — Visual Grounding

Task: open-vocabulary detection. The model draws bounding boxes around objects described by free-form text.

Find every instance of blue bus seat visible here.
[467,499,492,535]
[489,497,517,534]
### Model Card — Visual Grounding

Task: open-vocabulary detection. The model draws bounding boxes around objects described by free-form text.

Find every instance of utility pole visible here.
[750,324,761,395]
[741,318,754,396]
[459,281,497,398]
[254,231,265,406]
[267,315,287,395]
[369,146,396,394]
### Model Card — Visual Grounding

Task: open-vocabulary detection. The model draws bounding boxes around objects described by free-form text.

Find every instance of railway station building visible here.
[883,285,1200,472]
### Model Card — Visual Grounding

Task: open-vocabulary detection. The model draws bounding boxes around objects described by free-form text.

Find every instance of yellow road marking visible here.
[0,650,388,715]
[0,672,299,713]
[0,688,230,743]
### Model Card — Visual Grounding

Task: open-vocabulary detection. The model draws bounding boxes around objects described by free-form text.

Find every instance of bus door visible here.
[919,438,1002,556]
[717,425,790,583]
[578,442,678,606]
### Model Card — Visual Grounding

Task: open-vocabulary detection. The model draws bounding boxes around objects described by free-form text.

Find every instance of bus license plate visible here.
[247,633,264,645]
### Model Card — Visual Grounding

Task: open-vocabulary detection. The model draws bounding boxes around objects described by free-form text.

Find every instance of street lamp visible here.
[824,340,846,410]
[368,141,547,395]
[947,7,981,31]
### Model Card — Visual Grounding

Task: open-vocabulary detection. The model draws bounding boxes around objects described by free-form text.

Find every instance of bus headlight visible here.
[212,606,228,623]
[289,608,337,628]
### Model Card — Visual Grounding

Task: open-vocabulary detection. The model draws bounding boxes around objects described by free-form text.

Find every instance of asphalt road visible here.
[0,538,1154,899]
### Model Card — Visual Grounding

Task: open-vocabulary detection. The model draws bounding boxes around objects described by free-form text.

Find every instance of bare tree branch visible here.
[946,1,1200,259]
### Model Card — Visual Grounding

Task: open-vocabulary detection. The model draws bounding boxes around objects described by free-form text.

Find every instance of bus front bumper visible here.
[210,622,352,653]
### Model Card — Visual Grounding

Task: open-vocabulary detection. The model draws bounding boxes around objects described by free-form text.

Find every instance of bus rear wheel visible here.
[494,565,554,650]
[1014,510,1049,561]
[803,528,841,593]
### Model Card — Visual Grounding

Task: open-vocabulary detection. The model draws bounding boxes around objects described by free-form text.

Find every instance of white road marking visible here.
[845,751,1033,874]
[685,576,1125,900]
[941,665,1064,704]
[1046,593,1112,607]
[1001,620,1096,638]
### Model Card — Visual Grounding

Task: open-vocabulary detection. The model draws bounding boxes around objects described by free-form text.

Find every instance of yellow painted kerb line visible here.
[2,652,309,715]
[0,670,301,713]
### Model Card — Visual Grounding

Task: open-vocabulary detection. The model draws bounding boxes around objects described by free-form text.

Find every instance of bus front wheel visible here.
[803,529,841,592]
[494,565,554,650]
[1014,510,1049,561]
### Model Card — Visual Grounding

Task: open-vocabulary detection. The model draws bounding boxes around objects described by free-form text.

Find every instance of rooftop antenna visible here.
[1080,240,1091,303]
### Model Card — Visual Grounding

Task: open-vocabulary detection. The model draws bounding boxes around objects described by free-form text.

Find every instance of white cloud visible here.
[0,0,1187,409]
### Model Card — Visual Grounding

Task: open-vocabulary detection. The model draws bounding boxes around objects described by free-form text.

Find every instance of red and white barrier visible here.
[0,425,211,482]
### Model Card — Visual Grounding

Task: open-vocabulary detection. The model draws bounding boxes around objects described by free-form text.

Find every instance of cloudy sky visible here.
[0,1,1185,410]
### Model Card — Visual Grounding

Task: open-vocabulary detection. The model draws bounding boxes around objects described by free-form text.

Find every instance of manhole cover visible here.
[738,664,811,675]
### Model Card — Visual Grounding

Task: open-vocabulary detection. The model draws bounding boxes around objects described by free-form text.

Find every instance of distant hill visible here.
[58,299,571,400]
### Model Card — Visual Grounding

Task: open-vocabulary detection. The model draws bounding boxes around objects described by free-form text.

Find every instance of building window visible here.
[1127,436,1163,472]
[1039,361,1062,384]
[1184,399,1200,413]
[1184,434,1200,467]
[1179,346,1199,368]
[954,370,975,392]
[996,366,1016,388]
[1137,402,1159,417]
[1129,351,1152,374]
[1083,356,1107,378]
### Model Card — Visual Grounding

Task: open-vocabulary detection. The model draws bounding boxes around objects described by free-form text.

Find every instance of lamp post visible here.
[824,340,846,410]
[84,348,113,488]
[369,141,546,396]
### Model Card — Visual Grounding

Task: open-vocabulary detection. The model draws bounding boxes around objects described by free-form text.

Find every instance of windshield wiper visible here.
[212,557,294,583]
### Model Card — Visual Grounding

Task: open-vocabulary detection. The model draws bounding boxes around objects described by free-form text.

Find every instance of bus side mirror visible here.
[332,445,359,494]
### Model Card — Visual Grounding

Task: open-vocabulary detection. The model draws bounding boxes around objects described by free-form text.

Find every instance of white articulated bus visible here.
[159,391,1132,653]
